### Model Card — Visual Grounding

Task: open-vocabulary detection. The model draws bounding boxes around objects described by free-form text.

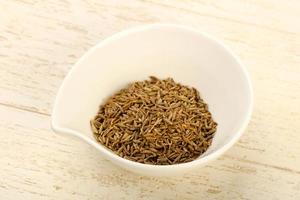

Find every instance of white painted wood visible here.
[0,0,299,199]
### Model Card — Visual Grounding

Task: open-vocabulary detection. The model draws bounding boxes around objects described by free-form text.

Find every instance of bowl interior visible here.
[52,25,252,161]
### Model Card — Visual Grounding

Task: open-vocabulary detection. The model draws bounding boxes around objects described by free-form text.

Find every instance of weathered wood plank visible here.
[0,105,299,200]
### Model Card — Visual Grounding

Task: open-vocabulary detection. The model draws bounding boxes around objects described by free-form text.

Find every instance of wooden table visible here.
[1,0,299,199]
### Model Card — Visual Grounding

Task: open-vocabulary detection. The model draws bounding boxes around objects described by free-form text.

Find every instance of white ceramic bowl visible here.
[51,24,253,176]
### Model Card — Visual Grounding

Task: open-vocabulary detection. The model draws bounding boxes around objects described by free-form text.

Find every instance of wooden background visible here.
[1,0,299,199]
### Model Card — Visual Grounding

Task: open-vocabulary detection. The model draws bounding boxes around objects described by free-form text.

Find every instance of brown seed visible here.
[90,76,217,165]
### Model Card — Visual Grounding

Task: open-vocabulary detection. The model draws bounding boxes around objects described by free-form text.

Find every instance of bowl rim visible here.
[51,23,254,171]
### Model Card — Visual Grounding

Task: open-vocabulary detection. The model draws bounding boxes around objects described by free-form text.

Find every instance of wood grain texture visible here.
[0,0,299,199]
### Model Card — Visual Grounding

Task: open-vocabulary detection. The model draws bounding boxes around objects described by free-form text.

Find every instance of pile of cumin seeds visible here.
[90,76,217,165]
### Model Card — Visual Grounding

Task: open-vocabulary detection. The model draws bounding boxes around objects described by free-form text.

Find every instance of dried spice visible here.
[91,76,217,165]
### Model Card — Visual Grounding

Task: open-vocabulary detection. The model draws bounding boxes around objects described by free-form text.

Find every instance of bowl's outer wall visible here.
[52,25,253,175]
